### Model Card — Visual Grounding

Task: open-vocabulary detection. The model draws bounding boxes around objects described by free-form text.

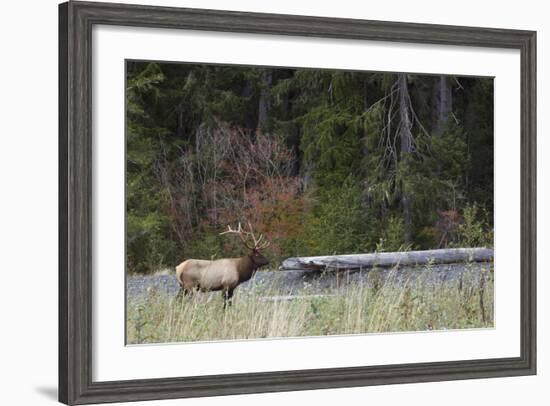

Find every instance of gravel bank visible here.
[127,262,492,300]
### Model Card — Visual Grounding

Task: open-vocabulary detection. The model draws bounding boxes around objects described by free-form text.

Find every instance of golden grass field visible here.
[127,264,493,344]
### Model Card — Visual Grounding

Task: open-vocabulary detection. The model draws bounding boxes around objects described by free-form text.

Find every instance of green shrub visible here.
[127,210,177,274]
[375,216,411,252]
[455,204,493,247]
[300,179,370,255]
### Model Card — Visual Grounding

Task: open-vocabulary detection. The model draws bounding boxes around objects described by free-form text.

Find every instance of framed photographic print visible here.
[59,1,536,404]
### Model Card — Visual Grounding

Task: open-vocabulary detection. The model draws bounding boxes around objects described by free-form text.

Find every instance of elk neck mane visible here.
[236,254,259,282]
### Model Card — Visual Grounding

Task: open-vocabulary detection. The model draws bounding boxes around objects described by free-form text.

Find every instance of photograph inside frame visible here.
[125,60,495,344]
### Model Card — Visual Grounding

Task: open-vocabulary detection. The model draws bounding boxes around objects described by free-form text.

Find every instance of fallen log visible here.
[280,248,493,271]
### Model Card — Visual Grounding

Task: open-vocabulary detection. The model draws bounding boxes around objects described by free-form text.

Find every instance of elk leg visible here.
[223,289,234,309]
[175,287,190,303]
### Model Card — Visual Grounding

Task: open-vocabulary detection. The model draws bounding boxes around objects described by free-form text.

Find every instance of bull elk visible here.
[175,223,271,308]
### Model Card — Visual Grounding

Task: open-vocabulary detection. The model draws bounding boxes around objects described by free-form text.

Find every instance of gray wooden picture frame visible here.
[59,1,537,404]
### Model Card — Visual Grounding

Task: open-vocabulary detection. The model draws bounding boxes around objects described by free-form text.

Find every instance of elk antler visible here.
[220,222,270,251]
[246,222,271,250]
[219,222,254,250]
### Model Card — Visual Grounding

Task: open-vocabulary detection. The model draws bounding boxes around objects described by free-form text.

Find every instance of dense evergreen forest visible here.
[127,61,494,274]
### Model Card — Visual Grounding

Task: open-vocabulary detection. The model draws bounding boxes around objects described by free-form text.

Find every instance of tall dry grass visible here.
[127,265,493,344]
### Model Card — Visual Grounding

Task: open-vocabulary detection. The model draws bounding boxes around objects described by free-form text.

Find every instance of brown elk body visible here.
[175,223,270,308]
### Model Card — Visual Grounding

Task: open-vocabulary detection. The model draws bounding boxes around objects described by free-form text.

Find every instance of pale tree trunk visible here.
[362,78,369,157]
[432,75,453,135]
[398,73,413,244]
[176,110,184,138]
[257,70,272,131]
[241,80,256,130]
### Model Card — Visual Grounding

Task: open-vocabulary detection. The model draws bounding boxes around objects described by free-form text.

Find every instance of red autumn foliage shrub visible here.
[158,121,308,258]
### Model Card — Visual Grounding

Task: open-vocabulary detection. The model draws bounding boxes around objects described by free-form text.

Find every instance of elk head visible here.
[220,222,270,268]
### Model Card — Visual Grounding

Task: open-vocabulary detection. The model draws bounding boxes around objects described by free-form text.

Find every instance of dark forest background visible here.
[126,61,494,274]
